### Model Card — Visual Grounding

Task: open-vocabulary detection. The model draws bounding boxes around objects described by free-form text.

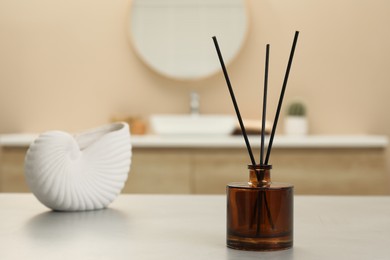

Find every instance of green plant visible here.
[287,101,306,116]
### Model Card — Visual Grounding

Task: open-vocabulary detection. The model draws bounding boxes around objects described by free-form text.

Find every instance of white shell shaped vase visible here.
[25,122,132,211]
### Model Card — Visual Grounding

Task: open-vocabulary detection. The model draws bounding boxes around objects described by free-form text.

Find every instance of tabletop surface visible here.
[1,194,390,260]
[1,134,388,148]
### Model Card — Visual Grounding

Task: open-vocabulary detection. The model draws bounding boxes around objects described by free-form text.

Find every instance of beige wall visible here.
[0,0,389,137]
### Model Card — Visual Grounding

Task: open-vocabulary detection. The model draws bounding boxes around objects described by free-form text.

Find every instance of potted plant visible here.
[284,101,308,136]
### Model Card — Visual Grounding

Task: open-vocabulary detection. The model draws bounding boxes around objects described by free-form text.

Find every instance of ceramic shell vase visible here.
[25,122,132,211]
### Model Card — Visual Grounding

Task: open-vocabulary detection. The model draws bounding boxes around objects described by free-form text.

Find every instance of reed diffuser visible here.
[213,31,299,251]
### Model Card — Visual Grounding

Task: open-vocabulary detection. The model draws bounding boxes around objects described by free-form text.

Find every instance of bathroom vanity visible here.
[0,135,388,195]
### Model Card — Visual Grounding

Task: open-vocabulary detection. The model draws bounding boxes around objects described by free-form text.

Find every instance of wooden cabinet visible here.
[0,147,30,192]
[124,149,192,194]
[1,146,389,195]
[192,148,390,195]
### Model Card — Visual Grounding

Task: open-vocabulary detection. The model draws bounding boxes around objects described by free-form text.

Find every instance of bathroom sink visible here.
[150,115,236,135]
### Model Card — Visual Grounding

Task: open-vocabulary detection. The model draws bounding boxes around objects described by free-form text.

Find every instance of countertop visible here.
[0,134,388,149]
[0,194,390,259]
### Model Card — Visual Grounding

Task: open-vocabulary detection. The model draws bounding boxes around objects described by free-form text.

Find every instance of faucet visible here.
[190,91,200,116]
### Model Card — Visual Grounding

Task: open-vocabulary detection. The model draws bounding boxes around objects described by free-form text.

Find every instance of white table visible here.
[1,194,390,259]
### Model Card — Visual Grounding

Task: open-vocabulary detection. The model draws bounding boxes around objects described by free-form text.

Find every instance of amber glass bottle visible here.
[227,164,293,251]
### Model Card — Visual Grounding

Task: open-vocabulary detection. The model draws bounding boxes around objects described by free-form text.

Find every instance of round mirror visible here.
[129,0,248,80]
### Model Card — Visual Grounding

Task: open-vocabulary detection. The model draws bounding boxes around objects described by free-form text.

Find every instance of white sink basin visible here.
[150,115,236,136]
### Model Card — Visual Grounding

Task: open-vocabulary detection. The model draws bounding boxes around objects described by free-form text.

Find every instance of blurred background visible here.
[0,0,389,195]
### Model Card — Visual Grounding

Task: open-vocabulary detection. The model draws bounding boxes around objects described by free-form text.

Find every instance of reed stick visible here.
[212,36,257,168]
[265,31,299,165]
[260,44,270,166]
